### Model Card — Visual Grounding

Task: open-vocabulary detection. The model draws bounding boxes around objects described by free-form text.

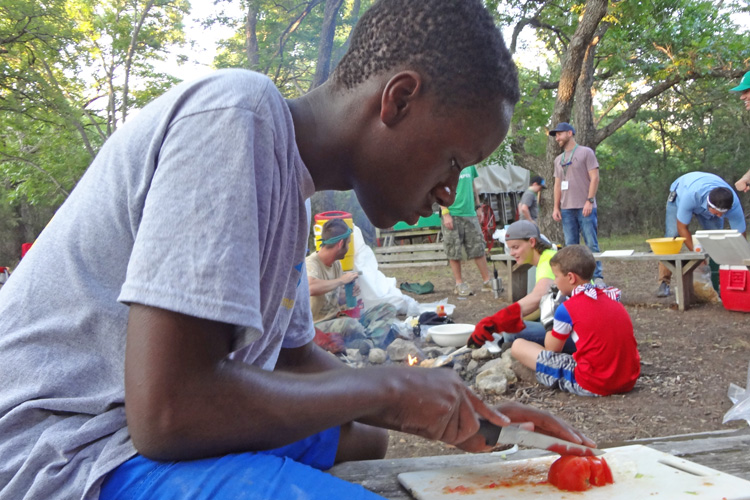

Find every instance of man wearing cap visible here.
[730,71,750,192]
[549,122,605,287]
[656,172,747,297]
[518,175,546,224]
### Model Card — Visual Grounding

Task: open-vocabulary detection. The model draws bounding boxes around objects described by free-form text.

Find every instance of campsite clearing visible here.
[381,256,749,459]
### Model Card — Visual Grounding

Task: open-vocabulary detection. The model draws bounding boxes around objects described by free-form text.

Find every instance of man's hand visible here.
[443,213,454,230]
[360,366,510,448]
[736,175,750,193]
[552,207,562,222]
[583,200,593,217]
[468,302,525,347]
[340,272,358,285]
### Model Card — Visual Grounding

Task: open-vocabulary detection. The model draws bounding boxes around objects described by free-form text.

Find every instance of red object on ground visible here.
[21,243,33,258]
[477,204,496,251]
[720,266,750,313]
[313,328,346,354]
[547,455,613,492]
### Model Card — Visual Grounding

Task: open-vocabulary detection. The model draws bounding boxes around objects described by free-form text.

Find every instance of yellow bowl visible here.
[646,237,686,255]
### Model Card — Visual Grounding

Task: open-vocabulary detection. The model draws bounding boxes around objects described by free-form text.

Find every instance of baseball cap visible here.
[730,71,750,92]
[548,122,576,136]
[505,220,541,240]
[530,175,546,189]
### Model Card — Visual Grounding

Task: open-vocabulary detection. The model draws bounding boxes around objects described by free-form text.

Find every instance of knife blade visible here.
[478,420,604,456]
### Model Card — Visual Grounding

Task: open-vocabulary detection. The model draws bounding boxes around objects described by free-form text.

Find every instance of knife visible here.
[478,420,604,456]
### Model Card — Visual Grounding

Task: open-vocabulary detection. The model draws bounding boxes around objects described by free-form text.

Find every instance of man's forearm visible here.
[308,276,343,296]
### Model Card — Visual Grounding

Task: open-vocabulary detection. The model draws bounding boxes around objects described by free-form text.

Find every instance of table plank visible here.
[328,428,750,499]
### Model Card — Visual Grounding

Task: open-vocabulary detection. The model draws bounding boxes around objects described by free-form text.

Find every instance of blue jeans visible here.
[504,321,577,354]
[561,208,603,279]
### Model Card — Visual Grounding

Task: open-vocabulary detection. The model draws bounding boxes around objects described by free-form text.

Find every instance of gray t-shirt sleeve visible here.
[118,106,267,334]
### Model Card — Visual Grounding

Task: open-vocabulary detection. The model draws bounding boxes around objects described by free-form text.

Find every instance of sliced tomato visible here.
[548,455,614,492]
[588,456,614,486]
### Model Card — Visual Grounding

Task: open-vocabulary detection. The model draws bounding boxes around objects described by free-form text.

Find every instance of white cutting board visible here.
[398,445,750,499]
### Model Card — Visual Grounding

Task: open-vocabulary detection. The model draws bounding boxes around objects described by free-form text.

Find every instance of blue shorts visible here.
[100,427,384,500]
[535,351,598,397]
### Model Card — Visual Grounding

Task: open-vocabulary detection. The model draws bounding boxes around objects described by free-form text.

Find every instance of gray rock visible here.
[387,338,422,362]
[368,348,387,364]
[476,369,508,394]
[471,346,492,360]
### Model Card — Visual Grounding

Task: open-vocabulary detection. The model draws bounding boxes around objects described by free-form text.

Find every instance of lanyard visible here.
[561,145,577,179]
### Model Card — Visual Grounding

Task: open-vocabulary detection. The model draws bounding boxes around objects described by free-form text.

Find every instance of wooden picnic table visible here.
[329,427,750,499]
[489,251,708,312]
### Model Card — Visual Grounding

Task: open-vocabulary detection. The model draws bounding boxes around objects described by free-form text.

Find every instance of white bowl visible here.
[428,323,474,347]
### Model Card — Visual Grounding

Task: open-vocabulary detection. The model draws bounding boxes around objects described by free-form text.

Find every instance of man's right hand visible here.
[360,365,510,447]
[443,213,454,230]
[340,272,358,285]
[552,207,562,222]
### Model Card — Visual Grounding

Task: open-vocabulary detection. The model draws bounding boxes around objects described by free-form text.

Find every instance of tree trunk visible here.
[539,0,609,242]
[311,0,344,89]
[245,0,259,70]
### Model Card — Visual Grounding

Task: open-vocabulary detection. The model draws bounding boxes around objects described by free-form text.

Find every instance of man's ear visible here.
[380,71,422,126]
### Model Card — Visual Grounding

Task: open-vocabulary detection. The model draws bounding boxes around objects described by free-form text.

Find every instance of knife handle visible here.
[477,419,501,447]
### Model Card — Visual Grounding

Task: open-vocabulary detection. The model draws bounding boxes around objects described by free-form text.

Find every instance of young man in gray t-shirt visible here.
[0,2,596,499]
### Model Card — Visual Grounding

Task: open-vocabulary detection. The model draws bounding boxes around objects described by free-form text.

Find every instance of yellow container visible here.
[313,211,355,271]
[646,237,686,255]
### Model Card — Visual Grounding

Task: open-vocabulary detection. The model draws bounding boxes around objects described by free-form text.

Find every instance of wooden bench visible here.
[329,427,750,499]
[377,227,442,247]
[374,243,448,269]
[490,251,708,312]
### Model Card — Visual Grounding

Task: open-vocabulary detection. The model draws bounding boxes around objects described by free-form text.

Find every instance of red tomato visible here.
[547,455,614,492]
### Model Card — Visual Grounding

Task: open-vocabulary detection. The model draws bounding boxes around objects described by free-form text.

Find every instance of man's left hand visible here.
[583,200,593,217]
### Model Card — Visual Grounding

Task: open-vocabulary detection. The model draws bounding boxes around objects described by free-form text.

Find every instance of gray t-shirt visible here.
[553,145,599,209]
[0,70,315,500]
[519,188,539,222]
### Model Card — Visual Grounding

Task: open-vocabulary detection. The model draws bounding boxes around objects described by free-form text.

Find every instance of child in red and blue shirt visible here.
[511,245,640,396]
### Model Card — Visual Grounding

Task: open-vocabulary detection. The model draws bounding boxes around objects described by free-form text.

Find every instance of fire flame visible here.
[407,354,418,366]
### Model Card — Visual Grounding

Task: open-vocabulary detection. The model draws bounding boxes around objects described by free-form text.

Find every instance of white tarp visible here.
[474,163,529,194]
[352,226,420,316]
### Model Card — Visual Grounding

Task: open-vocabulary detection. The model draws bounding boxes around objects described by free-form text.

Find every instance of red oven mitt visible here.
[468,302,525,347]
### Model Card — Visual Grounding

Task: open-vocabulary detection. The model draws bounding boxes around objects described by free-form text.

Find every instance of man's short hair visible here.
[320,219,351,248]
[331,0,520,110]
[550,245,596,281]
[708,187,733,211]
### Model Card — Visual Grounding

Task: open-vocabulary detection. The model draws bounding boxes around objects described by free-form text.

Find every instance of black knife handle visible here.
[478,419,501,447]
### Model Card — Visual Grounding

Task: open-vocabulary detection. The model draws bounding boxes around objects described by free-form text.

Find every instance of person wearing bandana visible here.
[656,171,747,297]
[306,219,397,351]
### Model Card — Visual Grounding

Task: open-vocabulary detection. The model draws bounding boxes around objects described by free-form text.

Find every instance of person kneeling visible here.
[511,245,640,397]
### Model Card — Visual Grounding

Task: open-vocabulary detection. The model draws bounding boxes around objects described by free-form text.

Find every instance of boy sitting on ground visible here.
[511,245,640,397]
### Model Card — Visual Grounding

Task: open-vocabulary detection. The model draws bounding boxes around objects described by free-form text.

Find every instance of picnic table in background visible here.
[489,251,708,312]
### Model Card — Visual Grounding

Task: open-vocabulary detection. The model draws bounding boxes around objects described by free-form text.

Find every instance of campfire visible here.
[407,354,419,366]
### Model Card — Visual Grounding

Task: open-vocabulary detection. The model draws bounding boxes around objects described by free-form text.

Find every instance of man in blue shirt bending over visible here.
[656,171,747,297]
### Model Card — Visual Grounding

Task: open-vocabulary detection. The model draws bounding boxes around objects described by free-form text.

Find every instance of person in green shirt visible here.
[439,165,492,297]
[468,220,575,353]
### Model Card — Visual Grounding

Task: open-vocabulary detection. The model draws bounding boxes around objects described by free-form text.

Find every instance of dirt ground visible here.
[378,248,750,459]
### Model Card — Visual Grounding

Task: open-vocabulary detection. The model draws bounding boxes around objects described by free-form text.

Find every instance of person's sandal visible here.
[456,282,472,297]
[656,281,670,297]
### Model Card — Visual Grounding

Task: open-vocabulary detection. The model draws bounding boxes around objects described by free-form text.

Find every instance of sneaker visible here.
[594,277,606,288]
[454,282,472,297]
[656,281,670,297]
[481,280,492,292]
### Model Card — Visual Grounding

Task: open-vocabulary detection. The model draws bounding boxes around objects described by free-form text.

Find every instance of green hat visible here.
[730,71,750,92]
